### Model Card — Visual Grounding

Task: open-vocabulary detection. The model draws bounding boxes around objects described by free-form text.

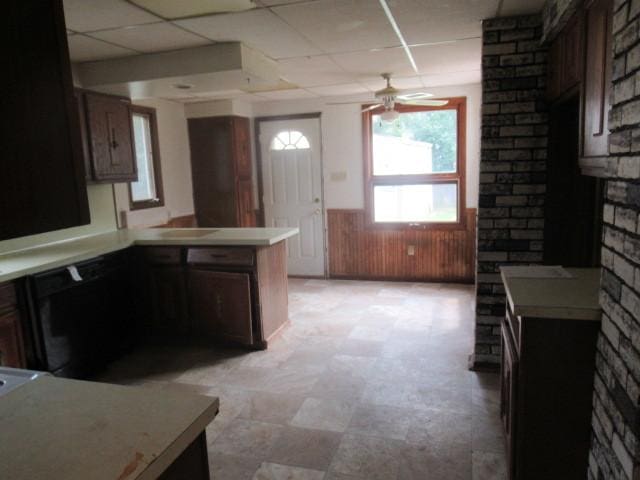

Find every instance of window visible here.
[128,105,164,210]
[363,97,466,227]
[270,130,310,150]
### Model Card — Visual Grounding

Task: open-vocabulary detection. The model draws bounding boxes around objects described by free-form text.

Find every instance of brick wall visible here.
[473,14,549,367]
[588,1,640,478]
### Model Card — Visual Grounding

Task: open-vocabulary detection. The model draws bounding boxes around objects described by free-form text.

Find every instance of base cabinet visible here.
[135,242,288,348]
[501,303,600,479]
[0,283,25,369]
[188,270,253,345]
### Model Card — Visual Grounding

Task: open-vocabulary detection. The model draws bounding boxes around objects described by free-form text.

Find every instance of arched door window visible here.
[270,130,310,151]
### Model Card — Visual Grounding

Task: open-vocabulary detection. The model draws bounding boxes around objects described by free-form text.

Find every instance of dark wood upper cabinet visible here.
[1,0,89,241]
[80,91,138,183]
[547,13,584,100]
[188,116,256,227]
[582,0,613,159]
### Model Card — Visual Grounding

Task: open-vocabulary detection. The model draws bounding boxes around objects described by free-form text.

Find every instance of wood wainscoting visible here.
[327,209,477,283]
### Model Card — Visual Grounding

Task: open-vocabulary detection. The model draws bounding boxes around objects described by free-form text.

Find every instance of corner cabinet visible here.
[501,301,600,479]
[188,116,256,227]
[76,90,138,183]
[1,0,89,241]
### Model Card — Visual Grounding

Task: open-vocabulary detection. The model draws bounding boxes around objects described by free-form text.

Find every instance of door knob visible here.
[315,209,321,215]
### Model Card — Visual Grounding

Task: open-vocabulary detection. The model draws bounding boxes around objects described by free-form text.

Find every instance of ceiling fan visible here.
[328,73,448,121]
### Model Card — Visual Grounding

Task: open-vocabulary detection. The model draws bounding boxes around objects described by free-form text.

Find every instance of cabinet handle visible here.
[111,127,119,149]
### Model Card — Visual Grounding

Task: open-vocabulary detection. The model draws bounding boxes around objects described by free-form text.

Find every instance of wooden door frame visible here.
[254,113,327,277]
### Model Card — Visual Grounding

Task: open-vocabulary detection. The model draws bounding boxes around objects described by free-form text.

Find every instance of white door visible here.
[259,118,325,276]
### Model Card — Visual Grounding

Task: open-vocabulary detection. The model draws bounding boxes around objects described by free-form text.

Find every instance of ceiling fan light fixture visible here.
[380,109,399,122]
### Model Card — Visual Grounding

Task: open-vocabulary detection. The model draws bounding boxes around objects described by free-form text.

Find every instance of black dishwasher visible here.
[26,251,135,378]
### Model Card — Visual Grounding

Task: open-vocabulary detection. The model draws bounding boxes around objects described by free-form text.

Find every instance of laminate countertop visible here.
[0,376,219,480]
[500,266,601,321]
[0,227,299,283]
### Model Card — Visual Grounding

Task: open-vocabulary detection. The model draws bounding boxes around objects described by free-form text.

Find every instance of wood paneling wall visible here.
[327,209,477,283]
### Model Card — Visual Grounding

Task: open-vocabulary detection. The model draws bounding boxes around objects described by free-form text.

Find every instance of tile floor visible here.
[98,278,507,480]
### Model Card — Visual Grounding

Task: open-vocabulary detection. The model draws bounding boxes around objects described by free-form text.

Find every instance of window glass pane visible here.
[372,109,457,175]
[373,183,458,223]
[270,130,310,150]
[130,114,156,202]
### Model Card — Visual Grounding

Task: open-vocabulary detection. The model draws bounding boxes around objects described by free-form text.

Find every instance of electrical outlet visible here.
[407,245,415,256]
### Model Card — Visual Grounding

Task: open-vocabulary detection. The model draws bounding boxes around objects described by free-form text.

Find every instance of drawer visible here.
[187,248,254,267]
[0,282,17,311]
[141,247,182,265]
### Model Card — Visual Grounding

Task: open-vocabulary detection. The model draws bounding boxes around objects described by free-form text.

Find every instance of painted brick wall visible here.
[473,14,549,366]
[588,1,640,478]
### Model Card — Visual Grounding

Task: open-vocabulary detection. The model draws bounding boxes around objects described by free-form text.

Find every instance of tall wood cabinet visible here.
[1,0,89,241]
[188,116,256,227]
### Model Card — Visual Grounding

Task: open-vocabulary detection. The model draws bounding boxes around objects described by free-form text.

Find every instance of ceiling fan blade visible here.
[361,104,383,112]
[396,92,434,101]
[326,101,365,105]
[399,99,449,107]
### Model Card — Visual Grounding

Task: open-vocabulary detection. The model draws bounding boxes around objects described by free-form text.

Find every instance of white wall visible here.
[251,83,481,210]
[114,98,194,228]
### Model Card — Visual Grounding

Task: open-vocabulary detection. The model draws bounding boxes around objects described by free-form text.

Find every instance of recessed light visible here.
[128,0,257,20]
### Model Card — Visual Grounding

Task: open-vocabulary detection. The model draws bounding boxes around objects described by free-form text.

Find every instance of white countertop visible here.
[0,376,219,480]
[500,266,601,321]
[0,227,298,283]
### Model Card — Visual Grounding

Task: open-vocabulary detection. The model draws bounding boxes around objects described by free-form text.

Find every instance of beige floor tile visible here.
[208,453,262,480]
[398,442,472,480]
[239,391,306,425]
[336,338,384,357]
[308,373,367,403]
[472,450,507,480]
[290,397,356,432]
[210,419,284,458]
[266,426,342,470]
[252,462,325,480]
[347,404,413,440]
[406,409,472,447]
[329,433,402,480]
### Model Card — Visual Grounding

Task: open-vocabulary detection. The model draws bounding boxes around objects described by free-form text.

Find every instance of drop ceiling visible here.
[64,0,546,102]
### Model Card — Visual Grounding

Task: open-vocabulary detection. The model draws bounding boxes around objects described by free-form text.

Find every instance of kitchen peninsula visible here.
[0,228,298,375]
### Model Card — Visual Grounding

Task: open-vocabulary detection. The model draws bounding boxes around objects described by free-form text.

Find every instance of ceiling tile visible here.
[63,0,161,32]
[278,56,354,87]
[498,0,545,16]
[421,69,481,87]
[67,34,139,62]
[255,89,318,100]
[411,38,481,75]
[308,83,370,97]
[88,23,210,53]
[361,75,424,91]
[387,0,498,45]
[330,47,414,78]
[272,0,399,54]
[175,9,321,59]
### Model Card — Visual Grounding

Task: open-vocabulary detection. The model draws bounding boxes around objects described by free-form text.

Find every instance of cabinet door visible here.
[547,38,563,100]
[148,267,189,335]
[188,269,253,345]
[85,92,137,182]
[583,0,612,157]
[562,15,583,92]
[74,90,93,181]
[1,0,89,241]
[501,319,518,479]
[237,179,256,227]
[0,311,25,369]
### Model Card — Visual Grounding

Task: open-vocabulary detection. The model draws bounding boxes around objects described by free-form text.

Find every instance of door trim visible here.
[254,113,327,277]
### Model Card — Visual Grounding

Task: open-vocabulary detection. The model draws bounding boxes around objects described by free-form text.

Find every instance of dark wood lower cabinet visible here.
[0,282,25,369]
[158,431,210,480]
[135,242,288,348]
[188,270,253,345]
[501,303,600,479]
